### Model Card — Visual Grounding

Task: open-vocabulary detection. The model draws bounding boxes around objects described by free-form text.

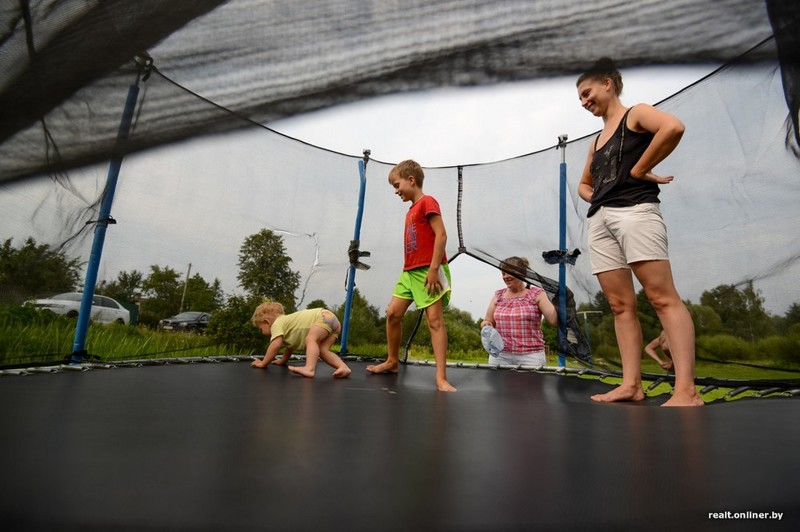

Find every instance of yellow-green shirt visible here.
[270,308,324,351]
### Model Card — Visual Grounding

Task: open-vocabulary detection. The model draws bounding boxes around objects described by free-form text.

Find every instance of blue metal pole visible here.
[557,136,568,367]
[70,77,141,361]
[340,151,370,353]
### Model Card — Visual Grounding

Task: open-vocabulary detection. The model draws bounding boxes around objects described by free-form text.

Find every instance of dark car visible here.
[158,311,211,332]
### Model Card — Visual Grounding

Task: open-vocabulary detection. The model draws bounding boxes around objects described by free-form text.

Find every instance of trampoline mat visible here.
[1,360,798,531]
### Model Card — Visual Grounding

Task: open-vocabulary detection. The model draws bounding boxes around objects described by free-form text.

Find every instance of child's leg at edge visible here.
[367,296,412,374]
[425,300,456,392]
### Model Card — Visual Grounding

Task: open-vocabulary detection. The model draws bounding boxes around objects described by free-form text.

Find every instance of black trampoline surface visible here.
[2,359,798,531]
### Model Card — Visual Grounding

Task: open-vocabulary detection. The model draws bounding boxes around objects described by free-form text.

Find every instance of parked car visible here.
[26,292,130,325]
[158,311,212,332]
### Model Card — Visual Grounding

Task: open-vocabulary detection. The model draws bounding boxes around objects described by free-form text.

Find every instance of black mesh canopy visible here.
[1,0,798,182]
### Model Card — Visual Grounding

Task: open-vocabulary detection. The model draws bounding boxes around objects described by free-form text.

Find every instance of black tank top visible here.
[587,106,660,218]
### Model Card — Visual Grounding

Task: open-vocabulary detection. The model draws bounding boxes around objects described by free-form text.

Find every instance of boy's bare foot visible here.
[366,360,399,374]
[437,379,457,393]
[662,388,704,407]
[288,366,315,378]
[332,366,352,379]
[591,384,645,403]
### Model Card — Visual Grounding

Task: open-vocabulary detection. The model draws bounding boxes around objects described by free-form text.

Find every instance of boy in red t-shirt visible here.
[366,160,456,392]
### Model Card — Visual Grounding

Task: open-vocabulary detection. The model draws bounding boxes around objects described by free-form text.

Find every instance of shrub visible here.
[696,334,753,362]
[206,294,266,355]
[754,335,800,368]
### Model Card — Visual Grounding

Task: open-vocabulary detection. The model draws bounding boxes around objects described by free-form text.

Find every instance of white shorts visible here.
[488,351,547,367]
[588,203,669,274]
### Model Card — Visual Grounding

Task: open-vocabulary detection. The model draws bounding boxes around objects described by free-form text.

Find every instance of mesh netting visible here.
[0,0,789,183]
[1,2,800,392]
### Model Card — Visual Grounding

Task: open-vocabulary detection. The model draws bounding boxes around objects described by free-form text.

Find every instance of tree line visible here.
[2,232,799,365]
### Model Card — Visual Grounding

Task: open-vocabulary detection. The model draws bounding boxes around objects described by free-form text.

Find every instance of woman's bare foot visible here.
[662,388,704,407]
[288,366,315,378]
[332,366,352,379]
[437,379,457,393]
[366,360,399,374]
[591,384,645,403]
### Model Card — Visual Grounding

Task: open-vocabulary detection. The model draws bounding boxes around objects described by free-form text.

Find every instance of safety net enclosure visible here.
[1,0,799,388]
[2,2,800,530]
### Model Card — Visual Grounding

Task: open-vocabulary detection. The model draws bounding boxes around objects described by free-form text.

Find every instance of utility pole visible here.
[180,263,192,312]
[577,310,603,351]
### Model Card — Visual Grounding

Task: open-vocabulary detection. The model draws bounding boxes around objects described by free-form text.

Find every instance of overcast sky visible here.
[270,65,718,167]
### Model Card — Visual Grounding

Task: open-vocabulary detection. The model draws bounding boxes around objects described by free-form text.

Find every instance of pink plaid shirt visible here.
[493,287,545,354]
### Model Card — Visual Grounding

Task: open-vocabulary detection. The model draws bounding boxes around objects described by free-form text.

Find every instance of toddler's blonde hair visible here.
[251,301,285,326]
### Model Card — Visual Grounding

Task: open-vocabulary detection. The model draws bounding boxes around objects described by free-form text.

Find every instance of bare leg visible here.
[592,268,645,403]
[632,260,703,406]
[367,297,412,374]
[288,327,328,378]
[316,332,351,378]
[425,300,456,392]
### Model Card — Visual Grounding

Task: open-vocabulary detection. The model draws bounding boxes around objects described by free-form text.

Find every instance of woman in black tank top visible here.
[575,58,703,407]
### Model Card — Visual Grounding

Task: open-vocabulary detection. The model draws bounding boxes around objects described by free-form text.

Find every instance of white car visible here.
[27,292,130,325]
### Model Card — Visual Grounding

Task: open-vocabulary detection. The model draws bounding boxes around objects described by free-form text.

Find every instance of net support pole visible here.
[556,135,569,367]
[70,57,150,362]
[340,150,371,354]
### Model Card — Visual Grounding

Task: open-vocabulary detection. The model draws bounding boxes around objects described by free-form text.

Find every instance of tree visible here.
[97,270,144,303]
[139,265,183,326]
[782,302,800,332]
[237,229,300,311]
[0,237,82,303]
[306,299,328,309]
[687,303,723,336]
[333,289,384,348]
[136,266,223,326]
[700,281,774,342]
[182,274,224,312]
[206,294,266,354]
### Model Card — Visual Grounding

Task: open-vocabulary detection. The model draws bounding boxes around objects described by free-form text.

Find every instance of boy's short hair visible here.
[251,301,285,326]
[390,159,425,187]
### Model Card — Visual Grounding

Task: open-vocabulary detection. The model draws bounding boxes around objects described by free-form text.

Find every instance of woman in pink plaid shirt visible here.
[481,257,558,366]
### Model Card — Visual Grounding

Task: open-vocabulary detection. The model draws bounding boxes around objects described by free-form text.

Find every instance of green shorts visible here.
[393,264,451,309]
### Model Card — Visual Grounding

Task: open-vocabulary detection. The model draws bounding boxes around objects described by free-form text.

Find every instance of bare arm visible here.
[272,347,293,365]
[481,297,497,328]
[251,336,284,368]
[627,104,685,181]
[643,336,662,364]
[578,142,595,203]
[425,214,448,295]
[536,291,558,326]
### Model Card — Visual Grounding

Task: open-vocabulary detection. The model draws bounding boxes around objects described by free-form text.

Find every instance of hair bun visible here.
[591,57,616,74]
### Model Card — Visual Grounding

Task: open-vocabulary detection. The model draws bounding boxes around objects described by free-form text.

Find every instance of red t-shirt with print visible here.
[403,195,448,270]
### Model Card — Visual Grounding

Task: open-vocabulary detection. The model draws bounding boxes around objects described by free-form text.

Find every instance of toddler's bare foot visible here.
[366,360,399,374]
[272,359,287,366]
[662,388,704,407]
[288,366,315,378]
[332,366,352,379]
[591,384,645,403]
[251,360,268,368]
[437,379,457,392]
